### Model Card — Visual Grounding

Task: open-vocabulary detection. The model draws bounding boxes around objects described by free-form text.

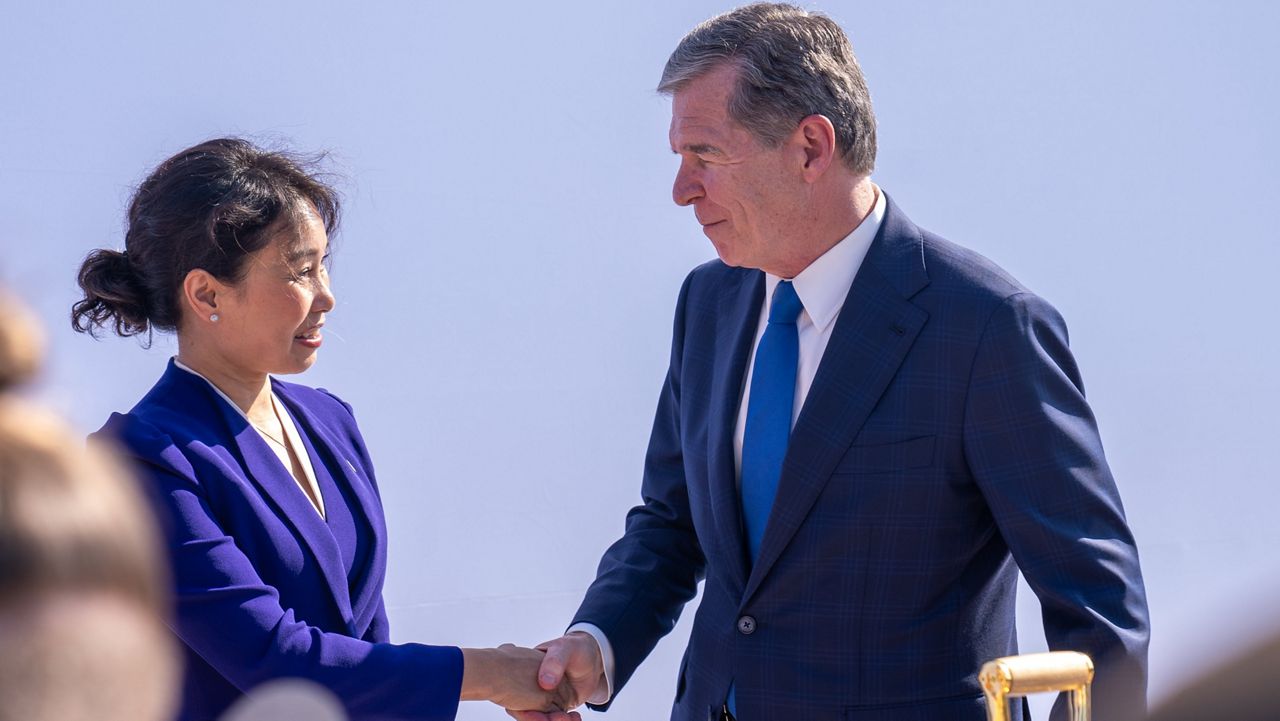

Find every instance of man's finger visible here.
[538,641,569,690]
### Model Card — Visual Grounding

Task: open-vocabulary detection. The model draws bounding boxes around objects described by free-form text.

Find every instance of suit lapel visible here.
[225,406,358,632]
[706,269,763,597]
[159,363,358,632]
[742,198,931,604]
[275,383,388,636]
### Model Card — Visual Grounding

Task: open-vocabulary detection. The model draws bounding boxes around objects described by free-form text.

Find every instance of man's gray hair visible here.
[659,3,877,176]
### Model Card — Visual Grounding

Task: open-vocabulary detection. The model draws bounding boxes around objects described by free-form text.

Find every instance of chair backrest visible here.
[980,651,1094,721]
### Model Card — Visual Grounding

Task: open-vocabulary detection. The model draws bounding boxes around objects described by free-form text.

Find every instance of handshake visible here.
[462,632,604,720]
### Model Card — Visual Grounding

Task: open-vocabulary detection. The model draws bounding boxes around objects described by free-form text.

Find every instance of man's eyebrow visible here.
[673,143,725,156]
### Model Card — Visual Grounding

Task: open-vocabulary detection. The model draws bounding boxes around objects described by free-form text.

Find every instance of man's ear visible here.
[181,268,226,325]
[795,113,838,182]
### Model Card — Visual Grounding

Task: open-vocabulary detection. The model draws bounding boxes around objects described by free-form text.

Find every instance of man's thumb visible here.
[538,643,568,691]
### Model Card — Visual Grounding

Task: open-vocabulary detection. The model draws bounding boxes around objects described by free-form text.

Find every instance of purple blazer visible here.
[96,361,462,721]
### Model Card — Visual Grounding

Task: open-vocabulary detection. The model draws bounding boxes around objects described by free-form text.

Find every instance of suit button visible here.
[737,615,757,635]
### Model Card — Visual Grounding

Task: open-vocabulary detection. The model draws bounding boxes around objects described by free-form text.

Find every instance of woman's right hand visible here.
[461,644,580,716]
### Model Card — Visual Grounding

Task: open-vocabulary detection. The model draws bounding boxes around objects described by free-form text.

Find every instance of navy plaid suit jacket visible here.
[573,195,1149,721]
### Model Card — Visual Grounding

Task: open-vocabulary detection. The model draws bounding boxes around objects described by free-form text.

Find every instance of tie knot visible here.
[768,281,803,325]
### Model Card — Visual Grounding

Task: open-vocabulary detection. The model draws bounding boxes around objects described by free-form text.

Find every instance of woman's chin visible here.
[276,352,319,375]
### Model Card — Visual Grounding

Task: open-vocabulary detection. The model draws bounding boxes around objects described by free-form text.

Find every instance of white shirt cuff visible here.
[566,622,615,705]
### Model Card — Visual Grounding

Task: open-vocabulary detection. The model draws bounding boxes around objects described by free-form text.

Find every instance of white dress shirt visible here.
[733,186,886,476]
[571,186,887,704]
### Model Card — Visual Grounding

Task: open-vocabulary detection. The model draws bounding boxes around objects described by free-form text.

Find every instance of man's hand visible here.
[505,632,604,721]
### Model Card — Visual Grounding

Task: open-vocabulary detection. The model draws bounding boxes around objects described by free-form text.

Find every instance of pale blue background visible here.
[2,2,1278,719]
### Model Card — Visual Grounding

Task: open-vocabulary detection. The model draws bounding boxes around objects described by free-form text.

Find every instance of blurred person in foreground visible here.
[0,290,178,721]
[1143,632,1280,721]
[73,138,577,721]
[517,4,1149,721]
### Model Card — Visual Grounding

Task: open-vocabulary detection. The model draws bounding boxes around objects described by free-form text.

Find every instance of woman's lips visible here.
[294,327,323,348]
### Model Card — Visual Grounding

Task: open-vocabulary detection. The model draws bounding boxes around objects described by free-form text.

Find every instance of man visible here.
[516,4,1149,720]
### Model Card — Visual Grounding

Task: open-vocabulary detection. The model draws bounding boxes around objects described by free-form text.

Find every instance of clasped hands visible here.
[464,632,603,720]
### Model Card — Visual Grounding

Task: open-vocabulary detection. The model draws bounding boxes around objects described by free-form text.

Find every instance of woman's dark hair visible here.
[72,137,340,338]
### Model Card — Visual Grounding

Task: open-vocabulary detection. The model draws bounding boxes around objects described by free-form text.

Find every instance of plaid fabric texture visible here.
[573,195,1149,721]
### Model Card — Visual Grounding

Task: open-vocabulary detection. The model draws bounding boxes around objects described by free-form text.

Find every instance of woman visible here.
[72,139,576,721]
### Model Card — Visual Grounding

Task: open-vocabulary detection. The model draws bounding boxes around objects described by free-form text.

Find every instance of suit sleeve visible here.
[963,292,1150,721]
[570,271,707,708]
[124,422,463,721]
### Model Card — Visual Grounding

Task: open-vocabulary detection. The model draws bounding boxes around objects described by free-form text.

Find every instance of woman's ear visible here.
[181,269,225,325]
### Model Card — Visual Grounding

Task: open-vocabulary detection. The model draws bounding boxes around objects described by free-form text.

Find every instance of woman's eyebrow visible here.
[283,246,323,263]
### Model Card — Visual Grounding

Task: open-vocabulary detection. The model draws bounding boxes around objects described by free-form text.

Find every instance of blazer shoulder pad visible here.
[93,411,198,482]
[918,230,1046,310]
[271,380,361,432]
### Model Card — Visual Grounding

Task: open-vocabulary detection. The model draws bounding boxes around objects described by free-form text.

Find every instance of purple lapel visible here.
[156,362,358,633]
[273,382,388,637]
[216,398,358,633]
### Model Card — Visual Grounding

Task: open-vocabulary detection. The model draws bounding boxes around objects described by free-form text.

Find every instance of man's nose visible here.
[672,163,703,207]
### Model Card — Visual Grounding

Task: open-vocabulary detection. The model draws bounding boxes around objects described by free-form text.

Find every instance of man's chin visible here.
[707,236,743,268]
[711,247,755,270]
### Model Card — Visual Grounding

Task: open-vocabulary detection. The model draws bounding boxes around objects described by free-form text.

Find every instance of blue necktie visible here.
[741,280,803,562]
[729,281,802,719]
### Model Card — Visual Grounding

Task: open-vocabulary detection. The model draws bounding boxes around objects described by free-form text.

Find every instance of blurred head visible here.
[1145,631,1280,721]
[71,138,340,375]
[660,3,876,274]
[1,291,179,721]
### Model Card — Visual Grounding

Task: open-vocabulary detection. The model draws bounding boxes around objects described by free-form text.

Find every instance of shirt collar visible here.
[764,184,887,333]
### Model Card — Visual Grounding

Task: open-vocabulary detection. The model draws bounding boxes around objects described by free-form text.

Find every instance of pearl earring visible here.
[210,314,220,323]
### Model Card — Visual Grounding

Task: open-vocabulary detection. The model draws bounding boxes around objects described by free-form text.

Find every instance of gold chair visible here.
[980,651,1094,721]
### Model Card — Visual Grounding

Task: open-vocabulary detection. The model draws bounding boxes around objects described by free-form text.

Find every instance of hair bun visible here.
[0,291,45,392]
[72,248,151,337]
